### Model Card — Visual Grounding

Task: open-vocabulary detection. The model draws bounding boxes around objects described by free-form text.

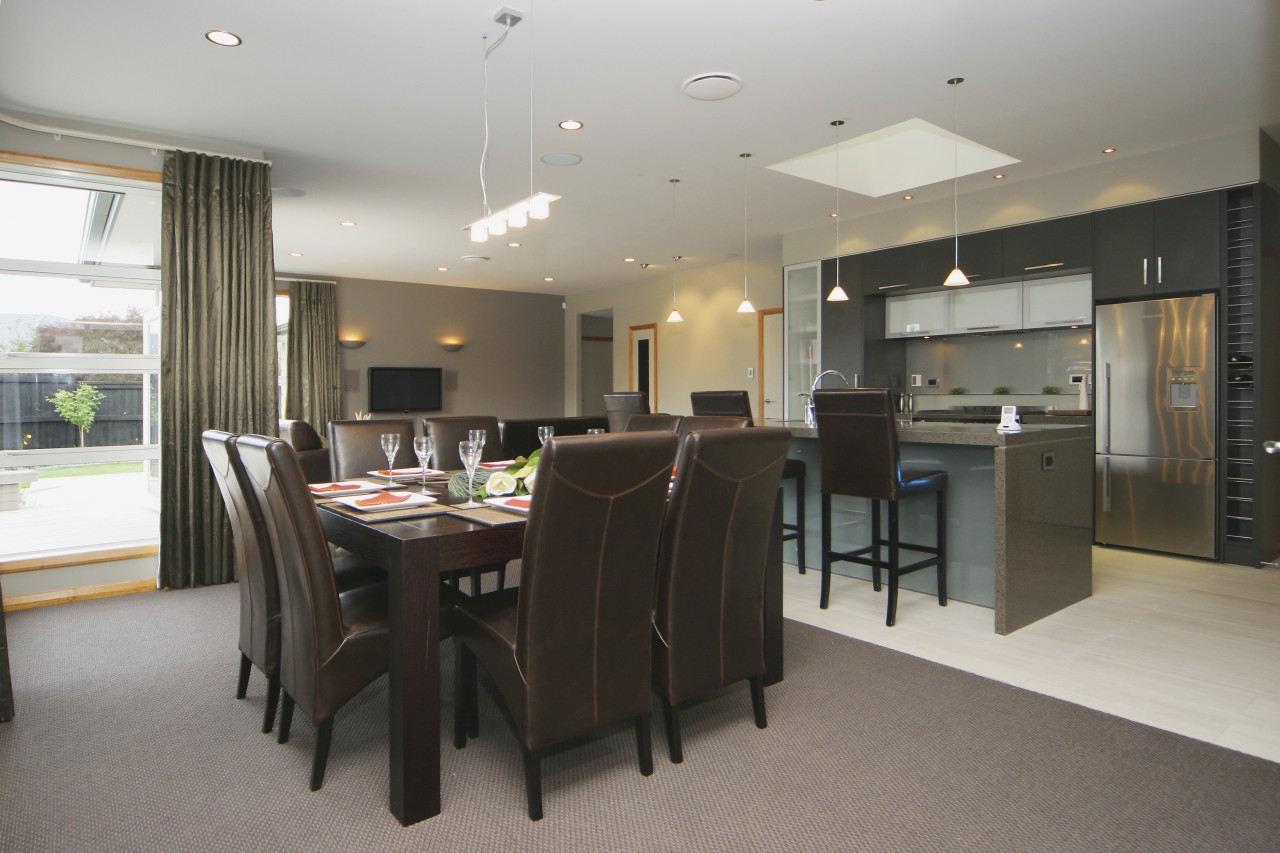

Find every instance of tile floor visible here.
[783,547,1280,764]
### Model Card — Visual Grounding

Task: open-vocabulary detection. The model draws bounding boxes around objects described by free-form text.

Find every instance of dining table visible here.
[316,479,785,827]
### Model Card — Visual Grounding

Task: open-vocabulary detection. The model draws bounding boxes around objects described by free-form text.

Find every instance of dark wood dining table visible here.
[317,490,784,827]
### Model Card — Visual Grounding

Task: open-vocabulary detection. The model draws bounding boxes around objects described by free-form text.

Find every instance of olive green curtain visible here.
[159,151,276,589]
[284,280,342,431]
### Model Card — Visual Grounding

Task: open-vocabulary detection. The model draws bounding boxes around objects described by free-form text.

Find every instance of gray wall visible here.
[334,277,565,421]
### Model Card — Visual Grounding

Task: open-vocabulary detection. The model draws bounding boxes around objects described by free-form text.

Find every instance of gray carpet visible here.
[1,586,1277,852]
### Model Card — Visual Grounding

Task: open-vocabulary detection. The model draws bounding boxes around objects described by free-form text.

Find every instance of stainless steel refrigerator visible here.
[1095,294,1217,559]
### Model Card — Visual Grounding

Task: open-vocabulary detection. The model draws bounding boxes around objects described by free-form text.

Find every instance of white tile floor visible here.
[783,547,1280,764]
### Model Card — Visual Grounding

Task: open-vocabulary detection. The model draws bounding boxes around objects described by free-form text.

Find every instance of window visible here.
[0,163,162,558]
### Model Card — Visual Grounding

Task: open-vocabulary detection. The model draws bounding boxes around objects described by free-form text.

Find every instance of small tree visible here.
[46,382,107,447]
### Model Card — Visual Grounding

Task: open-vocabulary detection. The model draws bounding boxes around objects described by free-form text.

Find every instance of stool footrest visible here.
[826,549,940,577]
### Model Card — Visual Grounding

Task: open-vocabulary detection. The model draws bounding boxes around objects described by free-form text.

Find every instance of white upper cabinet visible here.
[885,291,948,337]
[1023,274,1093,328]
[949,282,1023,333]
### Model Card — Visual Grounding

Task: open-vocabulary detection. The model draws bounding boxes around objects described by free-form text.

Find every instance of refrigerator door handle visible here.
[1102,457,1111,513]
[1157,256,1163,285]
[1103,362,1112,453]
[1142,257,1148,286]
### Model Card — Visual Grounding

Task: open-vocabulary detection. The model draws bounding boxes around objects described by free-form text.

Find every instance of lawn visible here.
[34,462,145,479]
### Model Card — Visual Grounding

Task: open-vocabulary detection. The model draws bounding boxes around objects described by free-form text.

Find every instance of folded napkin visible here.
[376,468,422,476]
[309,482,362,493]
[480,460,515,469]
[505,497,532,509]
[355,491,412,507]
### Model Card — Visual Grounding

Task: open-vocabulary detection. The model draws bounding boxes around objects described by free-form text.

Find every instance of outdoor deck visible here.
[0,472,159,560]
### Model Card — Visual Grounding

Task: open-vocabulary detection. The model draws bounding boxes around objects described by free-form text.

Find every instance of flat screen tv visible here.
[368,367,443,413]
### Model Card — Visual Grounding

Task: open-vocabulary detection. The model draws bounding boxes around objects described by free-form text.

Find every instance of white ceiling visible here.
[0,0,1277,296]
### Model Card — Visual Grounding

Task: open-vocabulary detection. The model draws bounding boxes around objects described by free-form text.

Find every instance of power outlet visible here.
[910,374,922,387]
[927,378,939,387]
[1041,452,1055,471]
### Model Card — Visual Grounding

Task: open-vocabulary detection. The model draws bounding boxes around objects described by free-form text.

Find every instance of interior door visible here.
[628,324,657,409]
[759,308,783,421]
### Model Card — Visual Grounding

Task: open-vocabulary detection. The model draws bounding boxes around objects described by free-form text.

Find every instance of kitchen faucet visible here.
[800,369,851,427]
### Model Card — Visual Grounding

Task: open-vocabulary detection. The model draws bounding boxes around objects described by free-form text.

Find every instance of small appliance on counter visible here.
[996,406,1022,433]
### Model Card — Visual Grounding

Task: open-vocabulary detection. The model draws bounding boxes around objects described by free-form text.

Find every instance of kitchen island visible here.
[773,420,1093,634]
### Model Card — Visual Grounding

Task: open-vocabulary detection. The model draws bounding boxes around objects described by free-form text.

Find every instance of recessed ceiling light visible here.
[339,221,357,227]
[288,252,303,257]
[1102,147,1117,154]
[544,277,555,282]
[205,30,242,47]
[902,195,913,200]
[558,120,583,131]
[624,257,635,263]
[829,212,838,218]
[437,267,448,272]
[541,152,582,166]
[993,173,1006,180]
[507,242,521,248]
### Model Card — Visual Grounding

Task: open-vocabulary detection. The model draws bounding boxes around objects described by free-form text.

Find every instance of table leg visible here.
[388,538,441,825]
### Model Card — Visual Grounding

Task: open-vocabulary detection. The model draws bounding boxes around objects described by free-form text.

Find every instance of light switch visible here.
[747,367,755,379]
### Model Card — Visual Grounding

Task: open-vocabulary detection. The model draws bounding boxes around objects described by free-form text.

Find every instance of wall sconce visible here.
[338,339,366,350]
[439,339,465,353]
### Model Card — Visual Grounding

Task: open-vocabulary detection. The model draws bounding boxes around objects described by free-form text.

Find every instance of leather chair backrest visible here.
[812,388,902,501]
[603,391,649,433]
[498,416,609,459]
[422,416,504,470]
[327,419,415,481]
[202,430,280,676]
[689,390,755,426]
[279,419,331,483]
[516,431,678,747]
[623,413,682,433]
[676,415,751,439]
[236,434,344,716]
[653,427,791,704]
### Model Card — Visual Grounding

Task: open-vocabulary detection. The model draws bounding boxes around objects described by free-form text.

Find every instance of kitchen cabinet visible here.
[861,245,923,295]
[950,281,1023,333]
[1024,274,1092,328]
[820,257,863,383]
[885,291,948,337]
[860,233,1003,295]
[953,230,1004,284]
[1093,192,1221,300]
[1002,214,1093,277]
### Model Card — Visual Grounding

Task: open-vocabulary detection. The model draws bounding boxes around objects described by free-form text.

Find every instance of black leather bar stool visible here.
[813,388,947,626]
[689,390,806,574]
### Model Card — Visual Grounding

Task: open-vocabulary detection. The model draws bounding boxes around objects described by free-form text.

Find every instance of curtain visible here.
[284,280,342,432]
[159,151,276,589]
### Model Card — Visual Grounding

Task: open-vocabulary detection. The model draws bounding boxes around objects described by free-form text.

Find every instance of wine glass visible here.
[467,428,487,453]
[380,433,401,481]
[537,425,554,446]
[587,428,605,435]
[413,436,434,494]
[457,440,484,508]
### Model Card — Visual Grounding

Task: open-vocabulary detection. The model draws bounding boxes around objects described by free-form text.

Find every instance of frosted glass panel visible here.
[784,263,820,421]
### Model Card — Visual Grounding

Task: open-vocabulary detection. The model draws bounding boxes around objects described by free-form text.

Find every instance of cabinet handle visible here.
[1142,257,1148,285]
[1157,256,1163,284]
[878,283,909,290]
[1041,317,1088,325]
[966,325,1001,331]
[1024,262,1064,271]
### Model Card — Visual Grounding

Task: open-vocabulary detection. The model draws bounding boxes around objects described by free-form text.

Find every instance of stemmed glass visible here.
[413,436,434,494]
[380,433,401,482]
[537,425,554,446]
[467,429,487,454]
[457,440,484,509]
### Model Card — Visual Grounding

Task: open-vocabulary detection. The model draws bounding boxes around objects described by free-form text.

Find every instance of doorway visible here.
[628,324,657,408]
[758,307,784,422]
[578,311,613,416]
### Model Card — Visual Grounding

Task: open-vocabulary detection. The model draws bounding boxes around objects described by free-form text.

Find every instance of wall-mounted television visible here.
[368,367,443,413]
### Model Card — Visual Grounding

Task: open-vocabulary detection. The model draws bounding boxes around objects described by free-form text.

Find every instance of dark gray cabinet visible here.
[1093,192,1221,301]
[1002,214,1093,277]
[860,245,921,295]
[820,257,863,381]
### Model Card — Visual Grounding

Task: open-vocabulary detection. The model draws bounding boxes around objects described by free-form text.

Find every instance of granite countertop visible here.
[766,419,1092,447]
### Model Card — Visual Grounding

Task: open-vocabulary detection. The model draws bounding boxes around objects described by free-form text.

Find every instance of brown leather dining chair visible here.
[652,427,791,763]
[691,388,807,576]
[327,419,416,481]
[603,391,649,433]
[813,388,947,626]
[201,430,384,734]
[676,415,751,438]
[235,433,458,791]
[453,431,679,820]
[422,415,505,470]
[623,413,682,432]
[278,419,330,483]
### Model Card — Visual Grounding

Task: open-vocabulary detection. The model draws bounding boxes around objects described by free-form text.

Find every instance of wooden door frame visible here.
[757,308,783,423]
[628,323,658,408]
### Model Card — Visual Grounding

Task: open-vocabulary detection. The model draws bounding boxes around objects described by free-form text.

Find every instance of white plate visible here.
[484,496,533,514]
[332,491,438,512]
[308,480,388,497]
[367,468,446,481]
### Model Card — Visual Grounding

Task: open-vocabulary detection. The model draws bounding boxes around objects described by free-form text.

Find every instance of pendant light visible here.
[737,153,756,314]
[666,178,684,323]
[943,77,970,286]
[826,120,849,302]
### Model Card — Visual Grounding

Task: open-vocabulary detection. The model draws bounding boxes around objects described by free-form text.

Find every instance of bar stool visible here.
[813,388,947,626]
[689,390,806,574]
